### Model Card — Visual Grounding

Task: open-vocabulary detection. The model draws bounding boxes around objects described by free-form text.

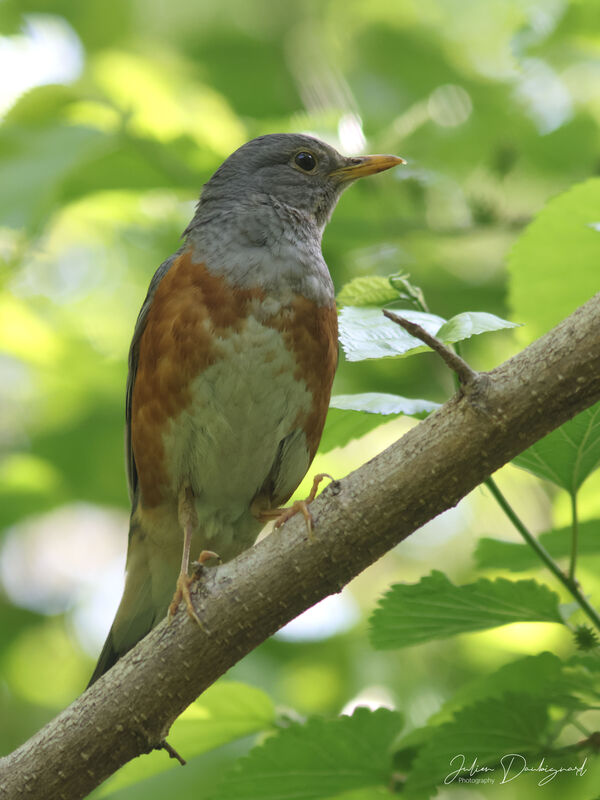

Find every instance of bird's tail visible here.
[87,627,121,687]
[87,512,178,687]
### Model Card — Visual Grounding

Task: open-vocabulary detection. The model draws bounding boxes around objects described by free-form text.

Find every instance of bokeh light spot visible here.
[428,84,473,128]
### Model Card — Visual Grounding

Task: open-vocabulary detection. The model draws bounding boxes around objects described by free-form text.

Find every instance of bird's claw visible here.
[168,571,203,627]
[257,473,335,542]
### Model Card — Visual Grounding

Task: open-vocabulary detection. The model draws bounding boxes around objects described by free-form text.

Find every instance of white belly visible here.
[160,315,312,556]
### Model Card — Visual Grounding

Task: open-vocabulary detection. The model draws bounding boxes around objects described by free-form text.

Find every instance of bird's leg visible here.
[168,485,209,628]
[255,473,334,541]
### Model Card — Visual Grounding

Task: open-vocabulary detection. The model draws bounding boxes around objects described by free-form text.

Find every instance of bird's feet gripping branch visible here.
[172,472,334,626]
[252,472,334,541]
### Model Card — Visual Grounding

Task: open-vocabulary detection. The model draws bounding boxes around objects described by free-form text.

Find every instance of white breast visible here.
[161,310,312,540]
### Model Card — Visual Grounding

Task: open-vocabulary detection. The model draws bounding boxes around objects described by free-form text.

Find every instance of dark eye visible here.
[294,151,316,171]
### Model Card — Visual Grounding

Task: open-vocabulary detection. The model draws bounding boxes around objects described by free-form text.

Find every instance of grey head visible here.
[188,133,404,232]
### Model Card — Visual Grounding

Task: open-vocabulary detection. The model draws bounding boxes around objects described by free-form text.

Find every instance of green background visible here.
[1,1,599,797]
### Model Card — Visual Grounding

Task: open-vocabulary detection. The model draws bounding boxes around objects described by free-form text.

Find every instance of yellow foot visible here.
[257,473,334,541]
[168,571,202,627]
[168,551,218,630]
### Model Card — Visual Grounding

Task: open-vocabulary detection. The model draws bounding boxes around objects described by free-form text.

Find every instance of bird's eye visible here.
[294,151,317,172]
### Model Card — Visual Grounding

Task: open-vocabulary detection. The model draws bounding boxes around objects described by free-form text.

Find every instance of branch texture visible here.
[2,293,600,800]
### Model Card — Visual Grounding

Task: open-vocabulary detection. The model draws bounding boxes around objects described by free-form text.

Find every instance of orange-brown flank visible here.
[131,248,338,508]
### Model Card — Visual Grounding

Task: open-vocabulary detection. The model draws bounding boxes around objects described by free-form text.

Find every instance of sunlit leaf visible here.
[339,308,518,362]
[319,408,389,454]
[508,177,600,343]
[338,308,445,362]
[436,311,520,342]
[320,394,439,454]
[512,402,600,493]
[370,572,563,649]
[330,392,439,416]
[337,276,400,307]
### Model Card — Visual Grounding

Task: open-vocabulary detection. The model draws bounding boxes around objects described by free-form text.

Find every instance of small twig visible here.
[382,310,479,386]
[569,491,579,582]
[157,739,186,766]
[485,476,600,634]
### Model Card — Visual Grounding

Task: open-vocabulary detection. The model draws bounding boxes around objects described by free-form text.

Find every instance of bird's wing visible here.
[255,302,338,509]
[125,250,182,503]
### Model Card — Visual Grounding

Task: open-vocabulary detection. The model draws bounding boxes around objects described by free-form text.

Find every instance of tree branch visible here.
[2,293,600,800]
[382,308,479,385]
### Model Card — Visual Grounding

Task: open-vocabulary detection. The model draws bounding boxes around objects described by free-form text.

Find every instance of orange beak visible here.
[330,153,406,182]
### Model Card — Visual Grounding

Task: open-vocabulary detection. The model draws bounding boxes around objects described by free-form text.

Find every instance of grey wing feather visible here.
[257,427,311,509]
[125,250,183,502]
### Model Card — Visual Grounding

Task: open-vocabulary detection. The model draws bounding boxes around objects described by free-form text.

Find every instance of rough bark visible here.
[1,293,599,800]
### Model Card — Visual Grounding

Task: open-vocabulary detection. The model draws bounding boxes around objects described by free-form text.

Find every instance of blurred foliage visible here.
[1,0,600,798]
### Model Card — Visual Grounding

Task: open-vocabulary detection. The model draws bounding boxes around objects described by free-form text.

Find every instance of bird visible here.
[88,133,404,685]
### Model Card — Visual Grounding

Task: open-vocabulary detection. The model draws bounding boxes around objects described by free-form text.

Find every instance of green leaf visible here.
[320,408,390,454]
[568,653,600,673]
[330,393,440,416]
[369,571,563,649]
[98,682,275,795]
[388,273,428,311]
[474,519,600,572]
[403,694,549,799]
[508,177,600,344]
[339,308,518,362]
[213,708,403,800]
[338,308,445,362]
[436,311,520,342]
[512,402,600,493]
[337,276,400,307]
[427,653,597,726]
[320,394,439,454]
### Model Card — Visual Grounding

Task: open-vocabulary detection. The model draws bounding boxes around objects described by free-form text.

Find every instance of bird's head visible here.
[197,133,405,229]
